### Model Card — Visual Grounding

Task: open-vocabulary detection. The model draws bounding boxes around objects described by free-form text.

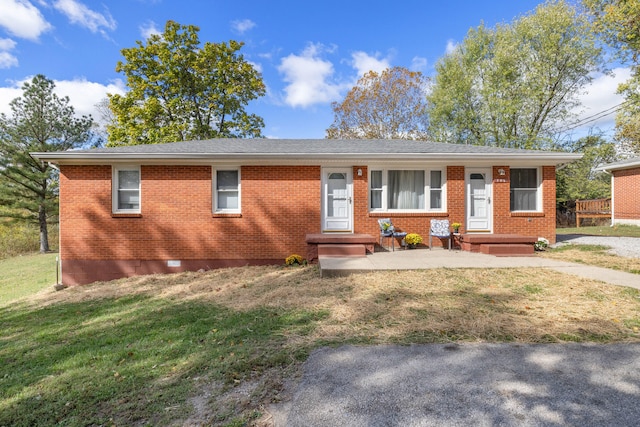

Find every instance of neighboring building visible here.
[33,139,580,285]
[598,157,640,226]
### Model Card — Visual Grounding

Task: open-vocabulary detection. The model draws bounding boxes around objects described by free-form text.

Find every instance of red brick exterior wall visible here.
[612,167,640,220]
[59,163,557,285]
[60,164,320,284]
[492,166,556,243]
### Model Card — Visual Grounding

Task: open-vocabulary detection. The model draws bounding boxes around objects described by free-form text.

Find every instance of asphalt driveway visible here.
[272,343,640,426]
[272,236,640,426]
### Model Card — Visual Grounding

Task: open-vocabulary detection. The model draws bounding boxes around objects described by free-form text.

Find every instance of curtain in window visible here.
[388,170,424,209]
[511,189,537,210]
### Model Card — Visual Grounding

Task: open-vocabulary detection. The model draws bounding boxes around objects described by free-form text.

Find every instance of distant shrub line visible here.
[0,223,59,259]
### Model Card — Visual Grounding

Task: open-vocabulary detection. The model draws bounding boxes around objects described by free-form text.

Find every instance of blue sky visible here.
[0,0,630,141]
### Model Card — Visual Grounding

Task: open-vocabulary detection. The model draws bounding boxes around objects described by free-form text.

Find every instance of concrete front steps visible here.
[306,233,376,262]
[318,244,367,257]
[461,234,537,256]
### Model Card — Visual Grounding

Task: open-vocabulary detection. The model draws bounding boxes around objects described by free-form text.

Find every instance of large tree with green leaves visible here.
[584,0,640,154]
[427,0,604,149]
[108,21,266,146]
[556,135,616,203]
[326,67,429,140]
[0,75,94,252]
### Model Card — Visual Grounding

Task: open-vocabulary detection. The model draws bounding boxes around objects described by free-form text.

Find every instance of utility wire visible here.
[552,100,632,133]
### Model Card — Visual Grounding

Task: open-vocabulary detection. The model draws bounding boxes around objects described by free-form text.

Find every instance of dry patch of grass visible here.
[13,265,640,425]
[540,245,640,274]
[30,264,640,344]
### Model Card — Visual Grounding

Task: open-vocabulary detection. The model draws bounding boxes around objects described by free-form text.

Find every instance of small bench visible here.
[576,198,611,227]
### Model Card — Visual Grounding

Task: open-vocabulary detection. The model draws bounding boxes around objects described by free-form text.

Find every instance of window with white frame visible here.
[510,168,539,211]
[430,170,443,209]
[369,168,445,211]
[112,166,140,213]
[213,168,240,212]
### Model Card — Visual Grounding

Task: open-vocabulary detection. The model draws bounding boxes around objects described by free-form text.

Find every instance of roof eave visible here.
[597,160,640,173]
[31,151,583,166]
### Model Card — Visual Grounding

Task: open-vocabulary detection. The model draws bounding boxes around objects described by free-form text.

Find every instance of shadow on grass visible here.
[0,295,327,426]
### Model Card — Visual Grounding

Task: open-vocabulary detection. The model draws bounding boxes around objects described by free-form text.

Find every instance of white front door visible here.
[466,169,492,232]
[322,168,353,232]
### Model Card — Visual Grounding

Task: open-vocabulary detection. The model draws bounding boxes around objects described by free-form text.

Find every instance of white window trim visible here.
[369,167,447,213]
[112,165,141,214]
[212,167,241,213]
[510,166,542,212]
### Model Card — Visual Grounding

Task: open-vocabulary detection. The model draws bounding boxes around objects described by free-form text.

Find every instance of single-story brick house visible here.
[33,139,580,285]
[598,157,640,226]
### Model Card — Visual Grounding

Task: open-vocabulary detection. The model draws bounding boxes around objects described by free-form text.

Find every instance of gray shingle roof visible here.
[85,138,544,155]
[31,138,582,164]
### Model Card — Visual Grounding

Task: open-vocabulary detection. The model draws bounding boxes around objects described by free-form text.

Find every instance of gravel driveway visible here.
[554,234,640,258]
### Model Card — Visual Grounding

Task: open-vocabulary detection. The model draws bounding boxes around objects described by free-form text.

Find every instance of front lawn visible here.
[541,245,640,274]
[2,265,639,426]
[557,224,640,238]
[0,252,58,304]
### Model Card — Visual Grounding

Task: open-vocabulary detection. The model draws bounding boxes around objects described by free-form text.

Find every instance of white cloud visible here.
[231,19,256,34]
[53,0,116,35]
[248,60,262,73]
[0,0,52,40]
[350,51,390,78]
[0,38,16,50]
[0,51,18,68]
[0,77,126,123]
[139,20,161,39]
[572,67,632,131]
[445,39,458,55]
[0,38,18,68]
[278,43,343,108]
[411,56,428,72]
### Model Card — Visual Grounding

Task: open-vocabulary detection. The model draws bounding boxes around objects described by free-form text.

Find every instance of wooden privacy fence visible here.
[575,198,611,227]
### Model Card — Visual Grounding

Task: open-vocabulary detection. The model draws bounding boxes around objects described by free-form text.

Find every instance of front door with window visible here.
[322,168,353,232]
[466,169,492,232]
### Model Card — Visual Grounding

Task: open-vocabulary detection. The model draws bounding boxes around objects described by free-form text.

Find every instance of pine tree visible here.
[0,75,94,252]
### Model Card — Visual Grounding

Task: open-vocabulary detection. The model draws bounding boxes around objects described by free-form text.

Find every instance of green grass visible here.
[0,294,326,426]
[557,224,640,237]
[2,242,640,426]
[0,253,59,305]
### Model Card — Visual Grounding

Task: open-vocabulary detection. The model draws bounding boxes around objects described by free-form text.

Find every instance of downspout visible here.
[599,166,614,227]
[49,162,67,288]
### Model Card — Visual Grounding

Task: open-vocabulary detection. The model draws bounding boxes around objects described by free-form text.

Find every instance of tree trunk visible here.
[39,204,50,253]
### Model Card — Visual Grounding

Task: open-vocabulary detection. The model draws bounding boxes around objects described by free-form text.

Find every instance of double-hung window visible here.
[113,166,140,213]
[510,168,539,211]
[213,168,240,213]
[370,168,445,211]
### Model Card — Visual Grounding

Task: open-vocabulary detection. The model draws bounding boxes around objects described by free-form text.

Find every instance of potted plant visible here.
[404,233,423,249]
[451,222,461,233]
